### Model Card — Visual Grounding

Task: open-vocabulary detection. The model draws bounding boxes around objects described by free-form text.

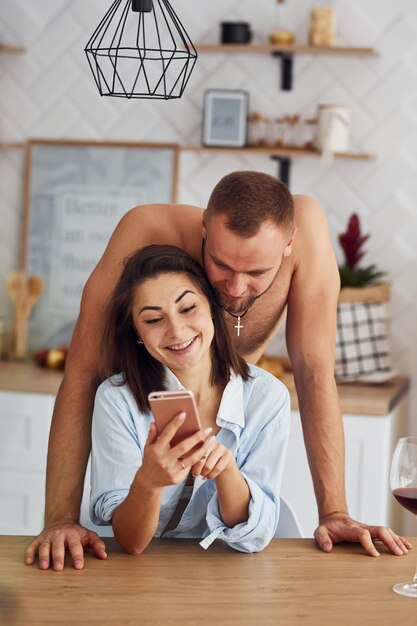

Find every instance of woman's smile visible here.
[164,336,198,353]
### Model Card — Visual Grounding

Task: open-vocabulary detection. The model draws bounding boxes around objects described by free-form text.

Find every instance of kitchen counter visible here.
[279,370,410,415]
[0,359,410,415]
[0,359,63,395]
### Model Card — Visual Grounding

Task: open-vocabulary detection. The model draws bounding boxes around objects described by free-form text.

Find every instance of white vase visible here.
[314,104,351,154]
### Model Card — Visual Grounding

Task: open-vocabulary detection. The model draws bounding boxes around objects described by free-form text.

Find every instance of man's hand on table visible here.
[314,511,413,557]
[25,520,107,571]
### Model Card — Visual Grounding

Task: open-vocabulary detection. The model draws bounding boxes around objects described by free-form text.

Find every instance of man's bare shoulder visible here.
[292,194,330,249]
[114,203,204,258]
[293,193,326,224]
[127,202,203,223]
[125,203,204,233]
[290,193,339,289]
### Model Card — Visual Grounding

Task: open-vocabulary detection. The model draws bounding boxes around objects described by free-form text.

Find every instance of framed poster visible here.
[202,89,249,147]
[22,139,179,350]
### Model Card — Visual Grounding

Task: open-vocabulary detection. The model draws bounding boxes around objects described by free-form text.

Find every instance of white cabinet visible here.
[0,388,110,536]
[0,390,54,534]
[280,396,409,537]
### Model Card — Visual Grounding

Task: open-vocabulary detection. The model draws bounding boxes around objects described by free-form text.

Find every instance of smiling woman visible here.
[88,243,292,556]
[133,275,214,376]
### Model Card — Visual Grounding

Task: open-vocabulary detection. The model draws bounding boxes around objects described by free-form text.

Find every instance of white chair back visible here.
[274,497,304,538]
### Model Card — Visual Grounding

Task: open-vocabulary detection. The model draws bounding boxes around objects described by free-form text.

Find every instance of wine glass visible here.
[390,436,417,598]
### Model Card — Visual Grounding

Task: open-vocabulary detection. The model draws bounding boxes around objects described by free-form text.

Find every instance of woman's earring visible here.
[137,338,144,345]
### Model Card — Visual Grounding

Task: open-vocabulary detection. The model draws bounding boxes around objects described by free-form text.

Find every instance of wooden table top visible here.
[1,536,416,625]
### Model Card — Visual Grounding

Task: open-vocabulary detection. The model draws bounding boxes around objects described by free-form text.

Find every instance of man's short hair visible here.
[206,171,295,237]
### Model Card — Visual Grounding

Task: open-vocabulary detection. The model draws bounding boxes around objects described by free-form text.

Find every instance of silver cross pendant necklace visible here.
[227,309,249,337]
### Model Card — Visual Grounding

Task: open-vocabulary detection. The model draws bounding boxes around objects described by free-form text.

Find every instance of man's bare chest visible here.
[225,266,292,361]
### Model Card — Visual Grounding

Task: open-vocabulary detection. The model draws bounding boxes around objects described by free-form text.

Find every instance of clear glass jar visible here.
[279,114,299,147]
[299,118,317,149]
[269,0,295,46]
[248,112,269,146]
[264,117,282,146]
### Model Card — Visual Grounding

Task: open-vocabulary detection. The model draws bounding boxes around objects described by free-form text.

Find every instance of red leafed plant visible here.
[338,213,386,287]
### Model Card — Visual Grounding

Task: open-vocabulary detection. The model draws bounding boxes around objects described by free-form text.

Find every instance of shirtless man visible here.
[25,171,411,570]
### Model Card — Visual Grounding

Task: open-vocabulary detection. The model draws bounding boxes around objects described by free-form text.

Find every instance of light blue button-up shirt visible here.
[90,364,290,553]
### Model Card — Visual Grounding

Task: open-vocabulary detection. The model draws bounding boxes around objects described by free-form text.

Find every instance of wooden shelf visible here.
[197,43,378,90]
[197,43,379,56]
[0,142,24,149]
[181,145,374,161]
[0,43,26,53]
[181,145,374,186]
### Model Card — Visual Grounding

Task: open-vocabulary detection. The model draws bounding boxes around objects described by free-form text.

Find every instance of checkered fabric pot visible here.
[335,284,393,382]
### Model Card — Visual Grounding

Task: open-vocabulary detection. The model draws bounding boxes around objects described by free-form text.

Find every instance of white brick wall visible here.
[1,0,416,430]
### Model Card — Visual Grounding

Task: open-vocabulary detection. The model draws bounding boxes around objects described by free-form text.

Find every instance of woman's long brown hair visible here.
[100,244,249,413]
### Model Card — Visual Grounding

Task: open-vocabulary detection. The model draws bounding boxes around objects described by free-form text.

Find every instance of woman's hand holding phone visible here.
[139,413,214,489]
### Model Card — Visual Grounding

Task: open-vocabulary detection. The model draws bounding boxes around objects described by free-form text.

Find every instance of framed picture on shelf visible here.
[202,90,249,147]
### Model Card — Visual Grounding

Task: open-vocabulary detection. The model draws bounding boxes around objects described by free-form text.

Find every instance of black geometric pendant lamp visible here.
[85,0,198,100]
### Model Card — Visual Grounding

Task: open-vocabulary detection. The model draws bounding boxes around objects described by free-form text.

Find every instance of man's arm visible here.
[286,196,410,557]
[286,196,345,520]
[25,203,203,571]
[24,270,112,570]
[24,241,126,570]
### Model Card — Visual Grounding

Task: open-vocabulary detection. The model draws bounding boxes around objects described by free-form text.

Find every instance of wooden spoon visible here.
[5,272,44,359]
[16,276,44,357]
[6,271,29,358]
[5,271,28,310]
[26,276,44,314]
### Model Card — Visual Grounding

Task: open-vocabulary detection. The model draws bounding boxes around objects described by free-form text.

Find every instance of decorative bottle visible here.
[269,0,295,45]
